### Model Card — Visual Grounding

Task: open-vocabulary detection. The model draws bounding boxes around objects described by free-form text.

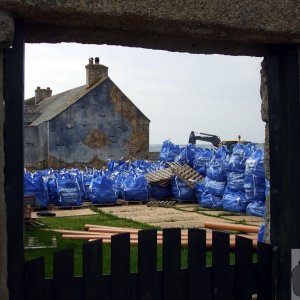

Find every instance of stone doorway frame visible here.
[1,5,300,299]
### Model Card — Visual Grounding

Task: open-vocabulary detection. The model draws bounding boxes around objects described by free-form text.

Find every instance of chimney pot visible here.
[35,87,52,104]
[89,57,93,65]
[85,58,108,87]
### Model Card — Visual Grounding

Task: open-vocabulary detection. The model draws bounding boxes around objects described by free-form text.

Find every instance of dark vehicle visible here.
[188,131,251,150]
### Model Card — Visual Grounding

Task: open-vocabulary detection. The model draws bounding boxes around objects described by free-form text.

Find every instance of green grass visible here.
[25,209,155,277]
[25,208,256,278]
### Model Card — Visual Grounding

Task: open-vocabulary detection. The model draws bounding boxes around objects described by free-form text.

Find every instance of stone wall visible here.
[3,1,300,56]
[0,48,8,300]
[260,59,270,243]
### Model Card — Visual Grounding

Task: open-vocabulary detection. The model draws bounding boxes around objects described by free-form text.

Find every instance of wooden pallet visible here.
[144,168,173,186]
[91,201,121,207]
[47,202,91,210]
[168,162,203,188]
[117,199,147,206]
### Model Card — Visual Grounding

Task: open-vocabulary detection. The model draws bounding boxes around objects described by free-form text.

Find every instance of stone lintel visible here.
[0,1,299,55]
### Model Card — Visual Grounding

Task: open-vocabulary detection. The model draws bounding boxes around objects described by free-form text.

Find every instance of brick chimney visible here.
[35,87,52,104]
[85,57,108,87]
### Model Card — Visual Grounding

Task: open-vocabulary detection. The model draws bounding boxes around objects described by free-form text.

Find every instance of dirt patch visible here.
[48,155,106,170]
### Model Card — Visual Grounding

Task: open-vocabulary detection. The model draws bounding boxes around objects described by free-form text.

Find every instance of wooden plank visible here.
[54,248,78,300]
[98,275,111,300]
[204,222,259,233]
[212,231,232,300]
[44,279,54,300]
[138,229,158,300]
[235,236,253,300]
[163,228,181,300]
[83,240,102,300]
[188,228,211,300]
[267,46,300,299]
[4,19,25,300]
[24,257,45,300]
[257,242,272,300]
[111,233,130,300]
[129,273,139,300]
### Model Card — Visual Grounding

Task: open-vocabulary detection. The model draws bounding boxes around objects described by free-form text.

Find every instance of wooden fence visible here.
[24,228,272,300]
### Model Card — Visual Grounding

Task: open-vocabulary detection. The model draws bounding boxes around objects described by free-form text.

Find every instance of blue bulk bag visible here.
[175,144,203,166]
[46,175,59,204]
[244,174,266,202]
[257,223,266,242]
[107,160,128,172]
[90,175,117,204]
[24,172,48,207]
[159,140,181,162]
[195,181,205,204]
[56,176,82,206]
[228,143,255,174]
[204,177,226,197]
[222,189,248,213]
[206,146,229,182]
[171,176,196,200]
[150,184,172,199]
[246,201,266,217]
[122,175,149,201]
[112,172,130,199]
[193,149,214,176]
[129,160,153,174]
[227,172,245,191]
[200,192,223,209]
[245,149,265,177]
[81,172,94,200]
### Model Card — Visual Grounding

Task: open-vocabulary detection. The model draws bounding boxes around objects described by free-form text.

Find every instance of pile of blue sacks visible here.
[24,139,267,216]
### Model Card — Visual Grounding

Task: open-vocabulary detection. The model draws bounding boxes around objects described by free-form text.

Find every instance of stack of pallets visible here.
[145,162,204,188]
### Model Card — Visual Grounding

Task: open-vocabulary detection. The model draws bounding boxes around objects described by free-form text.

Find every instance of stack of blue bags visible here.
[23,139,267,216]
[200,146,229,209]
[244,149,266,217]
[222,144,254,213]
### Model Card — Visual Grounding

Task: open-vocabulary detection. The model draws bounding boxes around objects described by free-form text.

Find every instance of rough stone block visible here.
[0,11,13,48]
[264,122,270,180]
[260,59,268,122]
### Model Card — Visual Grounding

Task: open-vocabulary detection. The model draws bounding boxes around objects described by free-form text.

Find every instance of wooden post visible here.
[4,19,25,300]
[266,45,300,299]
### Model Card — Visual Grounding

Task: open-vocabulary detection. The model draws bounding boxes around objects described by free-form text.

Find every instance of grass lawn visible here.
[25,208,247,278]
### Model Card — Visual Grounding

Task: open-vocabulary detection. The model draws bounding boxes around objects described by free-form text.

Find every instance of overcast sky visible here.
[25,43,264,145]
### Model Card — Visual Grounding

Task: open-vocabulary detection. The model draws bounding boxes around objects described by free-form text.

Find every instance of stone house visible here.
[24,57,150,169]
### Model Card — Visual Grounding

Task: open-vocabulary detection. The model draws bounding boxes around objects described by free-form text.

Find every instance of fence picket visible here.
[138,229,159,300]
[212,231,232,300]
[188,228,211,300]
[163,228,181,300]
[235,236,253,300]
[83,240,103,300]
[24,257,45,300]
[54,248,79,300]
[23,229,272,300]
[111,233,130,300]
[257,242,273,300]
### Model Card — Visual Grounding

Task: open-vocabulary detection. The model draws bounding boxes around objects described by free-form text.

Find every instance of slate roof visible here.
[25,76,150,127]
